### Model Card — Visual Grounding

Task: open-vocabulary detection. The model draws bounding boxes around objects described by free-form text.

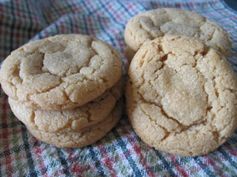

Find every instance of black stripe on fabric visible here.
[56,149,72,177]
[113,130,143,177]
[88,146,106,177]
[21,127,38,177]
[154,151,177,177]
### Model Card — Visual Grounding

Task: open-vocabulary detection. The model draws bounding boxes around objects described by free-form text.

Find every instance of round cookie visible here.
[9,81,122,133]
[0,34,122,110]
[27,102,121,148]
[125,8,231,59]
[126,35,237,156]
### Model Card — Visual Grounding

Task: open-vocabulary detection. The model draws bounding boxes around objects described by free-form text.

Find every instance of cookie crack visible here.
[138,103,170,141]
[138,19,153,40]
[28,81,62,99]
[193,52,227,142]
[84,106,92,122]
[136,90,184,128]
[30,111,39,130]
[5,37,119,106]
[132,46,217,136]
[137,97,208,143]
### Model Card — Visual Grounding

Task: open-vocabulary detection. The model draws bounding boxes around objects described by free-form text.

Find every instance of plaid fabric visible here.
[0,0,237,176]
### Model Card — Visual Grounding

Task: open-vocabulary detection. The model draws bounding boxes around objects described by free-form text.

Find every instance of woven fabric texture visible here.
[0,0,237,176]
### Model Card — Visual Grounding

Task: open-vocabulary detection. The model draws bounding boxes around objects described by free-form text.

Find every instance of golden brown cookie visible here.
[27,102,121,148]
[0,34,122,110]
[126,35,237,156]
[9,80,122,133]
[125,8,231,59]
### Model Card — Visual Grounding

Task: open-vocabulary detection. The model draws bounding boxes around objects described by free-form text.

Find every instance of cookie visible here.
[0,34,122,110]
[126,35,237,156]
[125,8,231,59]
[8,80,122,133]
[27,102,121,148]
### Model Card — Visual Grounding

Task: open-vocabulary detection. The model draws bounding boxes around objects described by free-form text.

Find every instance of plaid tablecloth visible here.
[1,0,237,176]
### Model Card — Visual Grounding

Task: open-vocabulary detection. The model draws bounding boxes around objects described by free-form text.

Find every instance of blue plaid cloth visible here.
[0,0,237,176]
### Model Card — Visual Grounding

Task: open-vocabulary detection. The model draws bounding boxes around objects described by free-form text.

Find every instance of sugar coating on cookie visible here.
[9,81,122,133]
[127,35,237,156]
[27,102,121,148]
[0,34,122,110]
[125,8,231,56]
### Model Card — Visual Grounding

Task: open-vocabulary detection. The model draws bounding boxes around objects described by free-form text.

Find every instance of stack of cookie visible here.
[0,34,122,148]
[125,8,237,156]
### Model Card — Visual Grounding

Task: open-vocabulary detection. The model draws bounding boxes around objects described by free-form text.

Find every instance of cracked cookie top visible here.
[127,35,237,156]
[125,8,231,56]
[0,34,122,110]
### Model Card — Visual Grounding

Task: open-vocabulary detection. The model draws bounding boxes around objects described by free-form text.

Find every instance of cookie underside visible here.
[27,101,122,148]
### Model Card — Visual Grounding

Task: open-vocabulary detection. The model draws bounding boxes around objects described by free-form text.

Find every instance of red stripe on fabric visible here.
[33,143,49,177]
[1,131,10,139]
[71,163,89,174]
[0,5,3,14]
[60,23,65,33]
[127,3,133,10]
[171,155,188,177]
[174,3,181,8]
[68,151,90,174]
[108,3,122,22]
[2,96,13,176]
[126,131,155,177]
[14,26,21,40]
[127,3,139,14]
[224,142,237,157]
[228,148,237,156]
[206,157,225,177]
[133,143,156,177]
[97,144,116,177]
